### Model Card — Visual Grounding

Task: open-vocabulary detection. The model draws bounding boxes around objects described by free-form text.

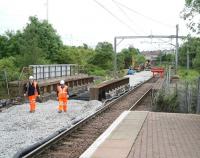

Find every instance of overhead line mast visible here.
[46,0,49,21]
[114,30,185,78]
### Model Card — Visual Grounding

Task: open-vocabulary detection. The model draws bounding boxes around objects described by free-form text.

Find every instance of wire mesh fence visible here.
[177,78,200,113]
[153,67,200,114]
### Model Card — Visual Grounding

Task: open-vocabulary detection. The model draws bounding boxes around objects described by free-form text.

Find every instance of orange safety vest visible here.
[57,85,68,99]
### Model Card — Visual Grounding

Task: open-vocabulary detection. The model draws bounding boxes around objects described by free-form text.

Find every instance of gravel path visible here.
[0,100,102,158]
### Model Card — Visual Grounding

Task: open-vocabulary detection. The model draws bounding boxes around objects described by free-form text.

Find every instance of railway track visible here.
[17,77,156,158]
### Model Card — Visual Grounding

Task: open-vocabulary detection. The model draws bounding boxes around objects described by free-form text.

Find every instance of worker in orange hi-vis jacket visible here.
[57,80,69,113]
[24,76,40,113]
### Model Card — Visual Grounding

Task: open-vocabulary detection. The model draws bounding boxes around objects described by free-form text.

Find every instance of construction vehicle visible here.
[144,60,151,70]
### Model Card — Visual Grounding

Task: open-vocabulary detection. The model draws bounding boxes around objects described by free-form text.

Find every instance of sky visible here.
[0,0,193,51]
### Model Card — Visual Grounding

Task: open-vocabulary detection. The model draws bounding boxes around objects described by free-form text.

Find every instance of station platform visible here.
[80,111,200,158]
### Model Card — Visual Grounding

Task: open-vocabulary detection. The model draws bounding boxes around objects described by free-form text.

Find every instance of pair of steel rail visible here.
[14,78,153,158]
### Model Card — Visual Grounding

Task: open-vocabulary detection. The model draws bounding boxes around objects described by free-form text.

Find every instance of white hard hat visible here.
[60,80,65,84]
[29,76,34,80]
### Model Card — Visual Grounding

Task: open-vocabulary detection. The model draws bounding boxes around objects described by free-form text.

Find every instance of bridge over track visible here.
[8,64,92,100]
[9,75,93,100]
[89,77,129,101]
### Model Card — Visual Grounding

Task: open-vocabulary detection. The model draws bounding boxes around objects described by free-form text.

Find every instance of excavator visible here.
[144,60,151,70]
[132,59,151,72]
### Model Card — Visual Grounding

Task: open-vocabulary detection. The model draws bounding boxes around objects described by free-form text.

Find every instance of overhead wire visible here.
[112,0,175,28]
[112,0,177,50]
[111,0,147,35]
[93,0,177,51]
[93,0,139,35]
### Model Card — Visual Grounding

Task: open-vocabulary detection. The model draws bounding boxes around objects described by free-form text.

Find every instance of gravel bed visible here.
[0,100,102,158]
[39,83,153,158]
[0,71,153,158]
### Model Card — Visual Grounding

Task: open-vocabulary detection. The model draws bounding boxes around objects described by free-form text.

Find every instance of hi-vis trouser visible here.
[57,85,68,112]
[29,95,36,112]
[58,95,68,112]
[28,81,38,112]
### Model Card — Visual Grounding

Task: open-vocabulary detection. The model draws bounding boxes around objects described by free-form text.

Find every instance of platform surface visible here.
[80,111,200,158]
[80,111,148,158]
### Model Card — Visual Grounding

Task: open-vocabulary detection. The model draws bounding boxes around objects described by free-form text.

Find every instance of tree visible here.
[178,37,200,70]
[135,54,145,65]
[55,45,96,65]
[0,31,22,58]
[16,35,48,68]
[0,57,19,80]
[0,35,8,58]
[0,16,63,67]
[156,52,175,65]
[119,47,141,69]
[89,42,114,70]
[55,46,74,64]
[193,53,200,69]
[117,53,125,70]
[182,0,200,33]
[120,48,132,68]
[95,42,113,54]
[23,16,63,61]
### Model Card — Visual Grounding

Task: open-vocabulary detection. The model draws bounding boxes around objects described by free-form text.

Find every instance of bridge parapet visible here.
[9,75,93,98]
[29,64,85,80]
[90,77,129,101]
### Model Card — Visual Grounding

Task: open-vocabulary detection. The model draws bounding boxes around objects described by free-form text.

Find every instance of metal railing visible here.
[29,64,85,80]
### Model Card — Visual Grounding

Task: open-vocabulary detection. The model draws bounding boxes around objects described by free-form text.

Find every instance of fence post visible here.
[55,66,56,78]
[65,65,68,76]
[36,66,38,80]
[48,66,50,79]
[78,65,80,75]
[39,66,41,80]
[185,81,189,113]
[61,65,62,77]
[197,77,200,113]
[43,66,44,79]
[169,65,171,84]
[188,84,191,113]
[4,70,10,98]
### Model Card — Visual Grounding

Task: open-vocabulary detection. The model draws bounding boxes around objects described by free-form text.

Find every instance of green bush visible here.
[0,57,20,81]
[178,68,200,81]
[153,90,180,112]
[86,64,106,76]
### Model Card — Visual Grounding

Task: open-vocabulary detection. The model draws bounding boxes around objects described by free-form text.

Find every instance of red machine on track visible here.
[151,67,164,78]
